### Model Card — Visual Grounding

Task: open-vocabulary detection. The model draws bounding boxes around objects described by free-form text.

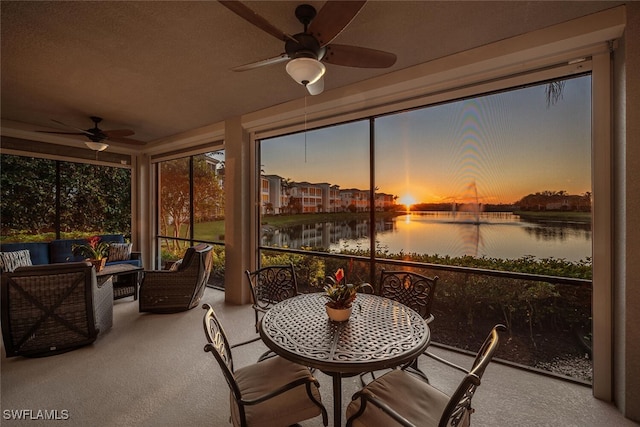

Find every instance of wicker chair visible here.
[139,243,213,313]
[346,324,506,427]
[1,262,113,357]
[202,303,328,427]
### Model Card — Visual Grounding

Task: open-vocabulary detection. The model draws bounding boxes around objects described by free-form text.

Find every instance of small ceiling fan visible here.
[37,116,143,151]
[219,1,397,95]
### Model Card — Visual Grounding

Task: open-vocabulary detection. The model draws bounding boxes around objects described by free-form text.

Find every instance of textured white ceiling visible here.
[0,1,622,148]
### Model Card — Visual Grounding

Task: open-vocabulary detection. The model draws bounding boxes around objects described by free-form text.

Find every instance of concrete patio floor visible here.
[1,287,636,426]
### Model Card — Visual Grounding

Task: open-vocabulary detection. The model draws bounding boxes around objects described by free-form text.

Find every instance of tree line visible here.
[408,190,591,213]
[1,154,131,239]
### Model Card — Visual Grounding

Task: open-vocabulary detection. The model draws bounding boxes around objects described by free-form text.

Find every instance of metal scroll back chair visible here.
[246,262,298,332]
[202,304,328,427]
[379,269,438,324]
[234,263,299,354]
[364,269,438,383]
[346,324,506,427]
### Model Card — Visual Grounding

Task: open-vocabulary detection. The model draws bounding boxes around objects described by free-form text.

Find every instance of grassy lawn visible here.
[192,221,225,241]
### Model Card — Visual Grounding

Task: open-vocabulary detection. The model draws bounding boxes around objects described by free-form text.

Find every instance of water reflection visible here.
[261,212,592,262]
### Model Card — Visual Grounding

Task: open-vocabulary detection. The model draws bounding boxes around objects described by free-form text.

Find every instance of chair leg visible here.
[359,370,379,387]
[257,349,277,362]
[402,359,430,383]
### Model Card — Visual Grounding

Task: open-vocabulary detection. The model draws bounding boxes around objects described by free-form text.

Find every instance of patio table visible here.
[259,292,430,427]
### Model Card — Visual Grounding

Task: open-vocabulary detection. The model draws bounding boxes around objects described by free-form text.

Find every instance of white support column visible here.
[134,152,154,270]
[613,3,640,420]
[591,50,613,401]
[224,116,254,305]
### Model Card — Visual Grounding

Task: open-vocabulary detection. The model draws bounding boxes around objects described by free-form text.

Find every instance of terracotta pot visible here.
[88,258,107,272]
[325,303,352,322]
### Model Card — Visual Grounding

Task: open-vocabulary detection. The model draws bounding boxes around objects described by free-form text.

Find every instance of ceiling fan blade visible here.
[106,136,146,145]
[231,53,290,71]
[103,129,135,138]
[308,1,367,47]
[219,1,296,42]
[323,44,397,68]
[50,119,92,135]
[37,130,86,136]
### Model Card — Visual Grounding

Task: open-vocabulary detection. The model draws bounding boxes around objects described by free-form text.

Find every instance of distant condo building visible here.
[261,175,396,215]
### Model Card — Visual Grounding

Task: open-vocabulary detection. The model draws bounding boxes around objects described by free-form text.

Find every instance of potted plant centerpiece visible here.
[72,236,110,272]
[322,267,365,322]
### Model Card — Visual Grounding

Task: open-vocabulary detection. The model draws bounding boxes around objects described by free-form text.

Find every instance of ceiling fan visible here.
[37,116,143,151]
[219,1,397,95]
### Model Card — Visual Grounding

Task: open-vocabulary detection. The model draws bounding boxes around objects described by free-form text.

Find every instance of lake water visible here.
[261,211,592,262]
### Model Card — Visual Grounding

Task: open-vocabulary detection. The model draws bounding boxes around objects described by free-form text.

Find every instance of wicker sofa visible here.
[1,262,113,357]
[0,234,142,300]
[0,234,141,268]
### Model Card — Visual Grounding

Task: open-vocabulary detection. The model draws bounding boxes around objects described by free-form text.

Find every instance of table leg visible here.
[333,373,343,427]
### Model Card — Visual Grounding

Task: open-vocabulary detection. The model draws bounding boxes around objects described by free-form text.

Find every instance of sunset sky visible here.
[261,75,592,205]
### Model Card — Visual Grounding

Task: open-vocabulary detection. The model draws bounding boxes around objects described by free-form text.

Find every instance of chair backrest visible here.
[1,262,98,357]
[439,324,506,427]
[379,269,438,322]
[179,243,213,275]
[182,243,214,307]
[202,303,242,401]
[245,263,298,312]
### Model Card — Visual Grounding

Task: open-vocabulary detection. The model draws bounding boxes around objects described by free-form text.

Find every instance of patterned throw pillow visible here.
[0,250,33,272]
[108,243,133,262]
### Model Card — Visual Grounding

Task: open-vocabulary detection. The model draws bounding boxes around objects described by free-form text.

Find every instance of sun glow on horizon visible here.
[398,194,417,206]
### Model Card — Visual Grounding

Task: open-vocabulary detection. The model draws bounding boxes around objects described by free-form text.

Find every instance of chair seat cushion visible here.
[232,355,322,427]
[346,369,449,427]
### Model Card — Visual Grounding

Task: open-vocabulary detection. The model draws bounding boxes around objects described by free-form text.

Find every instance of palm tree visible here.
[545,80,566,107]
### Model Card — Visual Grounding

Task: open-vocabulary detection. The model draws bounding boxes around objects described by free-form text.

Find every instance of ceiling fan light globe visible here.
[286,58,326,86]
[85,141,109,152]
[306,76,324,95]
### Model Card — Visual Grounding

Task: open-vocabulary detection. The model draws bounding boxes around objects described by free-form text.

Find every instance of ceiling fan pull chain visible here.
[304,95,308,164]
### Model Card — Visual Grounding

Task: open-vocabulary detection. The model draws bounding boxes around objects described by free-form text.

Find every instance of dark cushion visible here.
[49,235,125,264]
[99,234,125,244]
[49,238,87,263]
[0,242,50,265]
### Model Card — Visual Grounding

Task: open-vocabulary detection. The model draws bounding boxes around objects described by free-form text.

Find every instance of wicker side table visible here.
[97,264,143,300]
